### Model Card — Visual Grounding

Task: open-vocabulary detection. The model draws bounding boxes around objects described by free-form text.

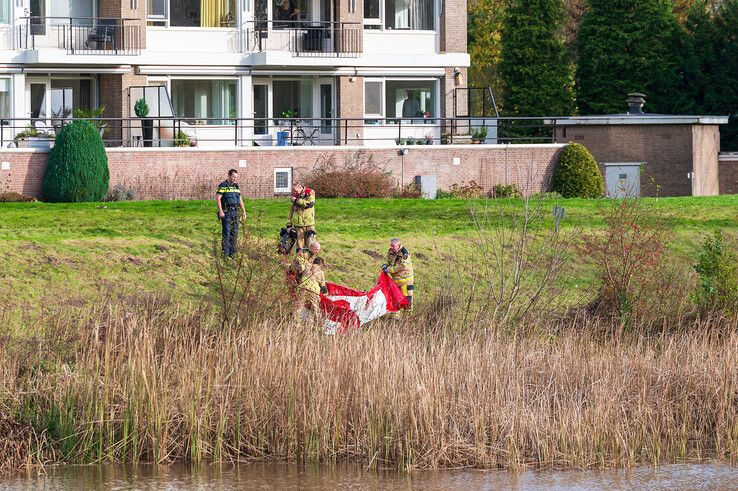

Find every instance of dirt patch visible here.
[40,256,61,267]
[362,249,384,260]
[126,256,143,266]
[155,244,169,253]
[415,252,428,260]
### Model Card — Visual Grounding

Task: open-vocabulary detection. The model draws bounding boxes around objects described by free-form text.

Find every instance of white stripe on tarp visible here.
[323,290,389,334]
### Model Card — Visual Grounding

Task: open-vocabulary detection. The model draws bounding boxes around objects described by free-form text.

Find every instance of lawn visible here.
[1,196,736,306]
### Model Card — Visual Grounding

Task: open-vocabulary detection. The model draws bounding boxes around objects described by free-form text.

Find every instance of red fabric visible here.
[320,272,409,334]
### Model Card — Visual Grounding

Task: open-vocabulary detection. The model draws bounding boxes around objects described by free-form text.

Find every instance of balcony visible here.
[244,21,362,58]
[16,17,142,56]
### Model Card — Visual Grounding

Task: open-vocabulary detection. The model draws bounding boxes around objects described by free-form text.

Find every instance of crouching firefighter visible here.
[287,182,316,253]
[291,254,328,329]
[382,238,414,315]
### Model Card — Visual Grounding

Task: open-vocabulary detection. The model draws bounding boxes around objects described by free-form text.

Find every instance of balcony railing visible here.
[16,17,141,55]
[0,116,563,149]
[244,20,362,57]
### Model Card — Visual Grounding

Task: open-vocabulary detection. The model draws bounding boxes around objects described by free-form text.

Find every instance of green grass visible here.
[1,196,736,305]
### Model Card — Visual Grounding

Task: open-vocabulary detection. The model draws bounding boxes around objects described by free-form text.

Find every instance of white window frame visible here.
[274,167,292,194]
[147,0,238,28]
[363,0,438,32]
[0,77,11,119]
[168,76,240,126]
[0,0,12,26]
[363,79,385,119]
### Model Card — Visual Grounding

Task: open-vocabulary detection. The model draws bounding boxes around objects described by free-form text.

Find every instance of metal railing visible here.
[0,116,564,149]
[16,17,141,55]
[244,20,362,57]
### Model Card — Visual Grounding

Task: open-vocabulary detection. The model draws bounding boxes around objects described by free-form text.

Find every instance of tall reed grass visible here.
[2,298,737,471]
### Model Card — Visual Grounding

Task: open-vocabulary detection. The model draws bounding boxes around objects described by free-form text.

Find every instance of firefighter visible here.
[287,182,316,253]
[216,169,246,257]
[382,238,414,314]
[286,242,322,300]
[293,256,328,329]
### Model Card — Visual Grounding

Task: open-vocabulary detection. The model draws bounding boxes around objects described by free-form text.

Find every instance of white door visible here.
[605,163,641,198]
[316,78,335,144]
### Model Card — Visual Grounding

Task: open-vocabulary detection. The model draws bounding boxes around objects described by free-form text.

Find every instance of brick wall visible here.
[0,145,564,200]
[99,70,148,145]
[555,124,706,196]
[440,0,467,53]
[719,154,738,195]
[98,0,146,49]
[692,125,721,195]
[337,76,364,144]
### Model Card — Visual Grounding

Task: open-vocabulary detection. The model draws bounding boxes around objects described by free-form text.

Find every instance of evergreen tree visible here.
[43,120,109,202]
[706,0,738,150]
[468,0,506,111]
[499,0,576,117]
[576,0,684,115]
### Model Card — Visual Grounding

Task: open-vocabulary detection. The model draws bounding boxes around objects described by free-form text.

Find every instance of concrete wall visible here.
[0,145,564,200]
[719,153,738,195]
[555,124,722,197]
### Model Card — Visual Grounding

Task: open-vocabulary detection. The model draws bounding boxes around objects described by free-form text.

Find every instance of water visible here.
[1,463,737,490]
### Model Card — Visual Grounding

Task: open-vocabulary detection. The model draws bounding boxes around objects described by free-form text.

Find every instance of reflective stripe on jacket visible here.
[288,188,315,227]
[384,247,414,286]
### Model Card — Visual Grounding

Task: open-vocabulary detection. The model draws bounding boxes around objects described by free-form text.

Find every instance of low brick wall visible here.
[718,153,738,195]
[0,145,565,200]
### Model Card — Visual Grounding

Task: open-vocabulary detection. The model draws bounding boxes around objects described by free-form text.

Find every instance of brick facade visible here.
[718,154,738,195]
[0,145,564,200]
[337,76,364,144]
[440,0,468,53]
[98,70,148,145]
[555,124,722,197]
[98,0,147,49]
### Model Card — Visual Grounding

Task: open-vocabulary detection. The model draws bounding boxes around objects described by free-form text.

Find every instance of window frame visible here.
[363,79,385,119]
[274,167,293,194]
[0,77,11,120]
[363,77,441,123]
[363,0,438,32]
[168,76,239,126]
[147,0,238,28]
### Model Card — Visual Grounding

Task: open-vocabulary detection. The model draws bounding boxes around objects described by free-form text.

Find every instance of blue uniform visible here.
[217,180,241,257]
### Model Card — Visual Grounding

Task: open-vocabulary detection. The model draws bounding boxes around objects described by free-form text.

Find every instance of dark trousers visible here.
[221,207,239,257]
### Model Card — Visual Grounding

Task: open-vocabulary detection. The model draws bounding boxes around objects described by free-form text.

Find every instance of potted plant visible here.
[50,107,72,136]
[406,136,416,145]
[471,125,488,144]
[395,137,406,145]
[74,106,107,138]
[13,125,55,149]
[174,130,191,147]
[134,98,153,147]
[441,132,451,145]
[278,108,298,127]
[424,132,434,145]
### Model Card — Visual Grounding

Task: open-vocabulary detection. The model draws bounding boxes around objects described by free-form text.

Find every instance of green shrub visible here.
[492,183,521,198]
[174,130,191,147]
[42,120,109,203]
[693,230,738,314]
[552,143,604,198]
[134,99,149,118]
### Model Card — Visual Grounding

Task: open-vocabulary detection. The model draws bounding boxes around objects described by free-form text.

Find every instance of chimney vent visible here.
[627,93,646,115]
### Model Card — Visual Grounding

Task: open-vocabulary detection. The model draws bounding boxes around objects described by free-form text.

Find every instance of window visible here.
[148,0,237,27]
[0,79,9,120]
[386,80,435,120]
[0,0,11,25]
[273,0,309,28]
[385,0,434,30]
[50,80,92,119]
[254,84,268,135]
[272,80,313,122]
[364,0,380,25]
[364,80,383,117]
[171,79,237,125]
[274,167,292,194]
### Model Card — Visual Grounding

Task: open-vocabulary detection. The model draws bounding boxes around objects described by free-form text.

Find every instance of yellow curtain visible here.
[201,0,227,28]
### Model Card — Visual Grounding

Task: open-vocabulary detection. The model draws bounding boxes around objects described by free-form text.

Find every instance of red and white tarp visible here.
[320,272,409,335]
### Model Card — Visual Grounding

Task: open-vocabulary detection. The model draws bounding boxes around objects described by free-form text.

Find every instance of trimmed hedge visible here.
[43,120,109,203]
[552,143,604,198]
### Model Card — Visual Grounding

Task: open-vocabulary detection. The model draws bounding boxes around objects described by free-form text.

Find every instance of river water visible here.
[1,463,737,490]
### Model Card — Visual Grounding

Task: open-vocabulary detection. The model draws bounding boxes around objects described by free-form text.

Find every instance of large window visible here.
[0,78,10,120]
[364,0,434,30]
[0,0,11,25]
[171,79,237,125]
[272,80,313,122]
[364,79,437,122]
[50,80,92,119]
[148,0,237,27]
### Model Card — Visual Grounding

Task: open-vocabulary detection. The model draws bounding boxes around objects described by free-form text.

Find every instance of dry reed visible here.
[2,299,737,472]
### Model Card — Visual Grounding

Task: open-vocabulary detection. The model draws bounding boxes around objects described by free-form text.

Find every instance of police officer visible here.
[216,169,246,257]
[287,182,316,253]
[382,238,414,314]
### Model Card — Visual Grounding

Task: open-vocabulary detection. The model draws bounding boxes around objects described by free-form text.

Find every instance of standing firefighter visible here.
[216,169,246,257]
[382,238,414,314]
[292,255,328,329]
[287,182,316,253]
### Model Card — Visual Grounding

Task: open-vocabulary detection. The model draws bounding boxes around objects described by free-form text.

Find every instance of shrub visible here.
[552,143,604,198]
[174,130,191,147]
[134,99,149,118]
[304,152,396,198]
[437,181,484,199]
[73,106,106,134]
[492,183,521,198]
[104,184,138,202]
[42,120,109,203]
[580,199,679,328]
[396,183,422,198]
[0,192,34,202]
[693,230,738,314]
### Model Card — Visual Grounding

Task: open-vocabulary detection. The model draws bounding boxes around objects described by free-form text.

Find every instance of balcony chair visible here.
[85,19,116,50]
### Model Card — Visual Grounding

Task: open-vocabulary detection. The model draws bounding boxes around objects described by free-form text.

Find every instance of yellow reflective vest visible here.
[288,188,316,227]
[384,247,414,287]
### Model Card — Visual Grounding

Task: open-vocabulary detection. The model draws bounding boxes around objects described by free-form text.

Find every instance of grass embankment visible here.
[1,196,736,305]
[0,196,737,472]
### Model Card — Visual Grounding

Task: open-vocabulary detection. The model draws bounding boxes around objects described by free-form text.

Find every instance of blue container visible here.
[276,130,290,146]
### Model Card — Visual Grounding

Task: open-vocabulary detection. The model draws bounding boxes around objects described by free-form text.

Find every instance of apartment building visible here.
[0,0,469,147]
